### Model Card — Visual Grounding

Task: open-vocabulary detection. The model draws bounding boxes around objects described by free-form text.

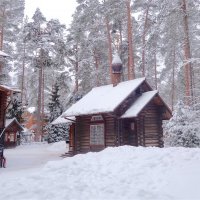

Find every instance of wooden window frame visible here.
[9,133,15,142]
[90,123,105,147]
[91,115,103,122]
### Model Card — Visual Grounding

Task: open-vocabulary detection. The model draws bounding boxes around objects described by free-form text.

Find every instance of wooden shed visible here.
[63,77,172,156]
[4,118,23,148]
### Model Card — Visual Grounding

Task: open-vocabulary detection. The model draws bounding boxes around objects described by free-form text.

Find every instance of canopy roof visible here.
[63,78,146,117]
[51,116,75,125]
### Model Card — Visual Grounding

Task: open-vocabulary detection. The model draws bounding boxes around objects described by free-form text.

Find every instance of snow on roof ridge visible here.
[121,90,158,118]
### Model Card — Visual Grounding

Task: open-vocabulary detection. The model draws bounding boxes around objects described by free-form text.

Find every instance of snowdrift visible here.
[1,146,200,200]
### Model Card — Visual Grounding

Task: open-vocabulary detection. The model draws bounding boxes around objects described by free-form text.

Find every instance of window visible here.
[9,133,15,142]
[135,88,141,96]
[90,124,104,146]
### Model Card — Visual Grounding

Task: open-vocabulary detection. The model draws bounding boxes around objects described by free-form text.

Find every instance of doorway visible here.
[123,119,138,146]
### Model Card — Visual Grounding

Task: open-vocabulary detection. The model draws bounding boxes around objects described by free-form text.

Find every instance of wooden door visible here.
[123,119,138,146]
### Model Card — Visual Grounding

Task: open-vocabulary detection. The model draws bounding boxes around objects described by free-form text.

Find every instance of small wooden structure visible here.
[64,78,171,155]
[63,55,172,155]
[0,84,20,166]
[0,85,13,144]
[4,118,23,148]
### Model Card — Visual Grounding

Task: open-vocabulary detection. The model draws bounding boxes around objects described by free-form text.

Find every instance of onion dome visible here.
[112,53,122,74]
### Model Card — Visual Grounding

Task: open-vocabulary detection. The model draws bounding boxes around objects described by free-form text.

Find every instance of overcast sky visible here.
[25,0,77,27]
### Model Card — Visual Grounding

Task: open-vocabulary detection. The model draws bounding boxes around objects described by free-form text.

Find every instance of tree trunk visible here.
[181,0,193,104]
[73,44,79,93]
[154,46,157,89]
[119,21,123,51]
[93,49,100,86]
[21,42,26,105]
[105,17,113,83]
[41,64,45,136]
[126,0,135,80]
[171,47,176,111]
[0,6,5,50]
[141,3,150,77]
[36,49,44,142]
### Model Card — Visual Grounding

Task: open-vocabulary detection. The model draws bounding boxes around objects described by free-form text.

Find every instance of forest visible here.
[0,0,200,145]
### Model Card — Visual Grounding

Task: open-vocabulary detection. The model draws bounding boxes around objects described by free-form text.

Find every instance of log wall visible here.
[4,124,18,147]
[74,114,117,154]
[138,101,163,147]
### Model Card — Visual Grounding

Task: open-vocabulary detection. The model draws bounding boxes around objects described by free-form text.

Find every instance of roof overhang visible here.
[51,116,76,125]
[0,50,9,57]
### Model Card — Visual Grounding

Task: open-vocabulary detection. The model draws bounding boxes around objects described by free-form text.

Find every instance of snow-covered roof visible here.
[0,50,9,57]
[5,118,23,130]
[63,77,146,117]
[51,116,75,125]
[121,91,158,118]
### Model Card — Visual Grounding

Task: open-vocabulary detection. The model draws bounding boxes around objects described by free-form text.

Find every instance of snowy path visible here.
[0,142,67,178]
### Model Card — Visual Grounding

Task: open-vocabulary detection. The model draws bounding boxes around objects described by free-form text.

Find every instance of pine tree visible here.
[48,81,62,123]
[46,123,69,144]
[46,81,69,143]
[23,9,71,111]
[0,0,25,85]
[7,96,23,122]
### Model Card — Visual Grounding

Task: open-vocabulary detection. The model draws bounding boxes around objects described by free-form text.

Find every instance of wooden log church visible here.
[62,54,172,155]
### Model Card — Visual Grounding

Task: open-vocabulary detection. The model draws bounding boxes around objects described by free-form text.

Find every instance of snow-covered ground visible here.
[1,144,200,200]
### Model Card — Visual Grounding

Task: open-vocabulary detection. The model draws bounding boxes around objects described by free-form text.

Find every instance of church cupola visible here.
[112,53,122,86]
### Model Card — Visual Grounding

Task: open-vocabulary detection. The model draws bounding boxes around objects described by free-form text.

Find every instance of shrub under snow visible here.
[164,101,200,147]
